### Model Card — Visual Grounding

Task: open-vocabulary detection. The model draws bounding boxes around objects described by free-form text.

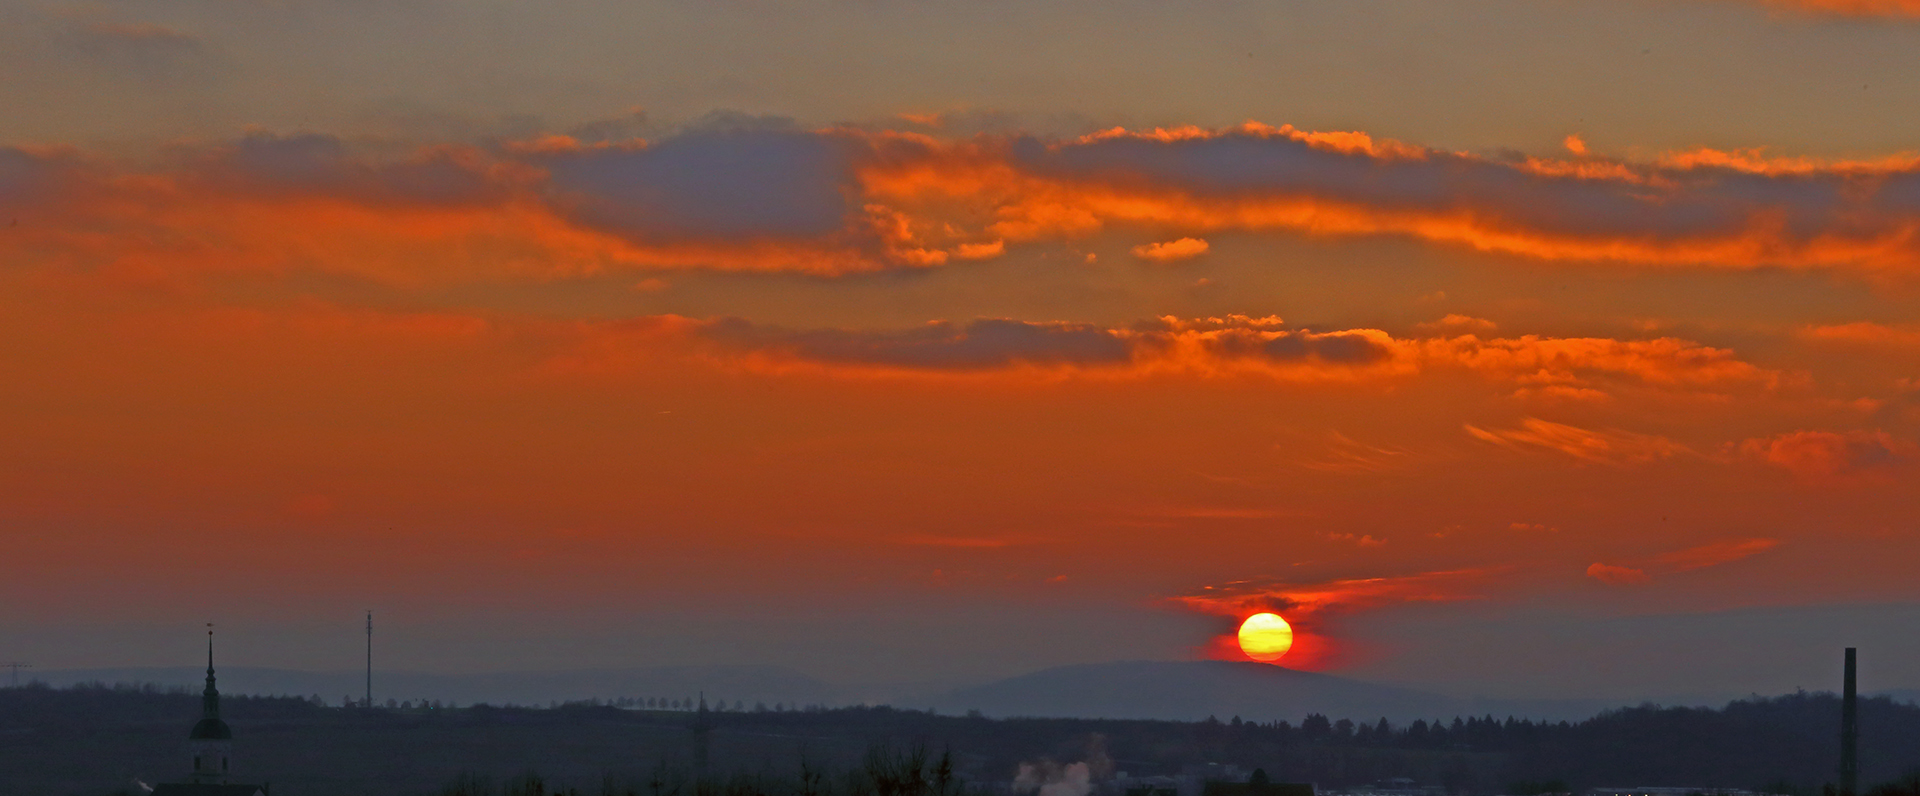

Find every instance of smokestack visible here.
[1841,647,1858,796]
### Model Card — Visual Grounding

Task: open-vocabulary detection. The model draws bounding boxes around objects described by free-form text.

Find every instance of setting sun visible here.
[1237,612,1294,663]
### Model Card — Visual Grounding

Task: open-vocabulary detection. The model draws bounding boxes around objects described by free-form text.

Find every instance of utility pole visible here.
[1842,647,1859,796]
[1,662,29,688]
[365,611,373,709]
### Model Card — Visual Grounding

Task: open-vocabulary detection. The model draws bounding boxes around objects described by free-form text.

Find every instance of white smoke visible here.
[134,780,154,793]
[1014,761,1093,796]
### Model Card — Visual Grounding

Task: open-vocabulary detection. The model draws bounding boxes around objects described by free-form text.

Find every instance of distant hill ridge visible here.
[32,659,1910,722]
[921,660,1732,723]
[26,663,846,708]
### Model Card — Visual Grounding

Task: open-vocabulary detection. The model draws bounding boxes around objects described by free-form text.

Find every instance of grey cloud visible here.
[0,147,83,211]
[1255,331,1394,364]
[60,16,216,81]
[700,317,1133,370]
[1130,317,1394,365]
[538,129,853,241]
[195,132,505,206]
[0,148,56,204]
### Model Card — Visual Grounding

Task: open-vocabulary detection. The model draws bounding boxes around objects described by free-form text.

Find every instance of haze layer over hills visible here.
[28,660,1780,722]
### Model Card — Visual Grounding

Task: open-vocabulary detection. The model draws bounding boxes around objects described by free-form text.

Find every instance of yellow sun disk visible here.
[1237,612,1294,662]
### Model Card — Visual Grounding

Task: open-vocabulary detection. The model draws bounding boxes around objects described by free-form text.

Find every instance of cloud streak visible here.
[557,315,1777,398]
[1588,538,1781,586]
[1466,418,1695,465]
[1753,0,1920,17]
[16,122,1920,281]
[1173,570,1496,622]
[1740,429,1917,479]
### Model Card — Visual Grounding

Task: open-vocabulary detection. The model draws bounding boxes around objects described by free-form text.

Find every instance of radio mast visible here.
[365,611,373,709]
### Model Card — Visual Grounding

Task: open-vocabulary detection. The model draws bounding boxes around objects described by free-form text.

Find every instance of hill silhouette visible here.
[925,660,1646,723]
[25,664,845,708]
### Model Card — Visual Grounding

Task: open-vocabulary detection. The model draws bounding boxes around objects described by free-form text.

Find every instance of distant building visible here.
[150,631,267,796]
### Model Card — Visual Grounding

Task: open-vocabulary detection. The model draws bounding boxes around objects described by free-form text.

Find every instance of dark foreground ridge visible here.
[3,682,1919,796]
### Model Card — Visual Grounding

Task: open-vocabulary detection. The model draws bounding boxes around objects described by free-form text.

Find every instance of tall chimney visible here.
[1841,647,1858,796]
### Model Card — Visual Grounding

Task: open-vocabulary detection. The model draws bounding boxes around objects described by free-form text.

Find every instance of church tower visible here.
[187,626,233,784]
[151,626,265,796]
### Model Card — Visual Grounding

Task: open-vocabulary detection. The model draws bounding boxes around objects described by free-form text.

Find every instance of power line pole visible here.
[1842,647,1859,796]
[365,611,373,709]
[1,662,29,688]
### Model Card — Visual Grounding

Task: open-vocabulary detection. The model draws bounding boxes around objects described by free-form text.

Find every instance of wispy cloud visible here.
[1589,537,1781,586]
[895,535,1036,549]
[556,316,1778,400]
[1655,538,1782,571]
[1465,418,1695,464]
[1131,237,1209,262]
[1297,431,1417,474]
[1752,0,1920,17]
[1172,568,1496,621]
[1799,322,1920,347]
[1739,429,1917,479]
[1585,562,1650,585]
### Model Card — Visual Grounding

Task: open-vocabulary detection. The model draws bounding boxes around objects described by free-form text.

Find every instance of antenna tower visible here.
[1,662,29,688]
[364,611,373,709]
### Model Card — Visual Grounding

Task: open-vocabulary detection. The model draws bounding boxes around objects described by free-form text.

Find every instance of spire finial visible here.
[201,623,221,721]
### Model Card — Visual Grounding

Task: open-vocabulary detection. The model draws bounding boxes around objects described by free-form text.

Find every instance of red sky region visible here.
[5,0,1920,699]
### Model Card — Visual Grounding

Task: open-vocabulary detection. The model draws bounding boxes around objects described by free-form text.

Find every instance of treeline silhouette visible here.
[5,682,1919,796]
[432,745,964,796]
[1206,691,1920,791]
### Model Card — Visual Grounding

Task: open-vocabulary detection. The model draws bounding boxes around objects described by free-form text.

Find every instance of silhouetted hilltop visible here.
[925,661,1650,723]
[24,664,846,709]
[929,660,1456,721]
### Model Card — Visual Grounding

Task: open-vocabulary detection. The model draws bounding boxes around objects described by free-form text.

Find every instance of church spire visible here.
[186,623,234,784]
[202,623,220,722]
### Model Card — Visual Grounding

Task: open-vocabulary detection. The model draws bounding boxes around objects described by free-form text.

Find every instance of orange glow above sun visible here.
[1237,612,1294,662]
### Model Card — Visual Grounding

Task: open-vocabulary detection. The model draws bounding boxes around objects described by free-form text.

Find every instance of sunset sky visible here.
[5,0,1920,702]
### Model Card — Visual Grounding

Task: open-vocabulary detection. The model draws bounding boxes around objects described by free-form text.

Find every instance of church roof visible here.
[189,716,232,740]
[150,784,264,796]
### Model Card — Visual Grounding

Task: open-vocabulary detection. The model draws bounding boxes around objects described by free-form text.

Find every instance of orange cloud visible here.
[1173,569,1494,621]
[1586,562,1650,585]
[1131,237,1210,262]
[859,122,1920,278]
[895,535,1030,549]
[1655,538,1782,571]
[1465,418,1694,464]
[1417,314,1499,334]
[1753,0,1920,17]
[1739,429,1917,479]
[1799,322,1920,347]
[556,315,1775,400]
[1422,335,1778,392]
[1589,537,1780,585]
